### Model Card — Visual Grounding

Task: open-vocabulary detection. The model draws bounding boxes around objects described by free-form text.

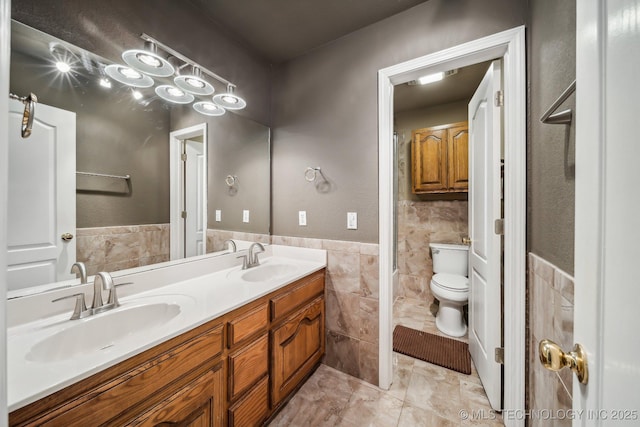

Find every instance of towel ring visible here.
[305,167,322,182]
[225,175,238,187]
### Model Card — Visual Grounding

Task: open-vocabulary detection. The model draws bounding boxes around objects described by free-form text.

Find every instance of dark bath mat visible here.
[393,325,471,375]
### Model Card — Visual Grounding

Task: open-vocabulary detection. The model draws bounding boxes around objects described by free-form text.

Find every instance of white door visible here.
[468,60,502,410]
[573,0,640,422]
[184,139,205,257]
[8,100,76,291]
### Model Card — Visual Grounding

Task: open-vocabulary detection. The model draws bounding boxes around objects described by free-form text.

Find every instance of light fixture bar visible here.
[139,33,233,87]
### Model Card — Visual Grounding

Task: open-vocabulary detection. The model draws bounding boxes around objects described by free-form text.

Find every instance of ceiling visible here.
[394,61,493,113]
[187,0,430,63]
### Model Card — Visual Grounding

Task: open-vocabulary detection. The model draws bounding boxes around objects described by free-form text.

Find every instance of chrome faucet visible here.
[237,242,265,270]
[91,272,123,314]
[70,261,88,284]
[248,242,265,267]
[224,239,237,253]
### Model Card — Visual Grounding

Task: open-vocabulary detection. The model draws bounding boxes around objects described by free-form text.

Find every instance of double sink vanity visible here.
[7,244,327,426]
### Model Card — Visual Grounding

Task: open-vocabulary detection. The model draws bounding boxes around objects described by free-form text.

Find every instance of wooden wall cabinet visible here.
[10,269,326,427]
[411,121,469,194]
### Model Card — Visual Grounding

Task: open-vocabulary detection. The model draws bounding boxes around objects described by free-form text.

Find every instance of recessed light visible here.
[99,77,112,89]
[417,72,444,85]
[132,90,143,100]
[55,61,71,73]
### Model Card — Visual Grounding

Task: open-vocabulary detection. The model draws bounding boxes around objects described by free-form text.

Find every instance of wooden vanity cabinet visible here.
[10,268,326,427]
[412,121,469,194]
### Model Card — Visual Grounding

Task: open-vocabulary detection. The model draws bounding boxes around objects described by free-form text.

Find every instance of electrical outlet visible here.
[215,210,221,222]
[347,212,358,230]
[242,210,250,223]
[298,210,307,226]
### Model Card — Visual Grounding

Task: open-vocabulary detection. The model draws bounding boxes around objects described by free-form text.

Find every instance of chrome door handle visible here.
[539,339,589,384]
[61,233,74,241]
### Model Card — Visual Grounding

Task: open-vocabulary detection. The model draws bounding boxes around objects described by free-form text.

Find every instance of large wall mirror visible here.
[8,21,271,293]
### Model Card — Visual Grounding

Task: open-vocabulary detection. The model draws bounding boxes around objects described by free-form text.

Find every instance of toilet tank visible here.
[429,243,469,276]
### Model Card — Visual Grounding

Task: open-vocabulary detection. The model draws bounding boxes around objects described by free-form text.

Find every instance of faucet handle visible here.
[52,293,89,320]
[107,282,133,307]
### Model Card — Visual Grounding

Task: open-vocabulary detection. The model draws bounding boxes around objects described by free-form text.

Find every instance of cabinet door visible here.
[447,125,469,191]
[271,297,325,406]
[412,128,448,193]
[126,364,224,427]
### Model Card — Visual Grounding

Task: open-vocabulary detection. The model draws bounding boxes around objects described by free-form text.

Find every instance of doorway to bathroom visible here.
[169,123,208,260]
[378,26,526,427]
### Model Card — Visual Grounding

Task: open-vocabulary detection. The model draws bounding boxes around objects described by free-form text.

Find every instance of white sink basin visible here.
[240,263,299,282]
[27,301,183,363]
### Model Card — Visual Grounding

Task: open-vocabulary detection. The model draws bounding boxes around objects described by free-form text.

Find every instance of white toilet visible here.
[429,242,469,337]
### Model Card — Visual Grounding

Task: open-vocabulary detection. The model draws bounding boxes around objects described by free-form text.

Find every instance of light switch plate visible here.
[215,210,221,222]
[242,210,250,223]
[298,210,307,226]
[347,212,358,230]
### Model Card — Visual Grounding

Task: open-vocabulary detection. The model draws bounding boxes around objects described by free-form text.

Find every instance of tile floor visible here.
[269,297,503,426]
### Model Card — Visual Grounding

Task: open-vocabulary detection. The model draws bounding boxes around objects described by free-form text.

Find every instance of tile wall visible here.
[528,253,574,427]
[205,229,270,253]
[76,224,170,276]
[397,200,468,302]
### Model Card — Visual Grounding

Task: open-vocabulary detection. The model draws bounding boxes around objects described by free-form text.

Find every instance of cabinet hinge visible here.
[494,218,504,235]
[181,211,187,219]
[495,347,504,364]
[181,153,187,161]
[495,90,504,107]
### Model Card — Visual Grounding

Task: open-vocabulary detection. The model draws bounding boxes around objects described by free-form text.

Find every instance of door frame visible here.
[378,26,526,424]
[169,123,208,260]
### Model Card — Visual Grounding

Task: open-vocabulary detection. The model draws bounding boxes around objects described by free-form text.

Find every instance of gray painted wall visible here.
[271,0,526,242]
[171,106,271,234]
[528,0,575,274]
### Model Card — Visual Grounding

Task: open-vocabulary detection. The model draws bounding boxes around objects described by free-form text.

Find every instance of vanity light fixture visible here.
[193,101,225,116]
[155,85,195,104]
[105,64,154,88]
[122,41,175,77]
[213,85,246,110]
[175,66,215,96]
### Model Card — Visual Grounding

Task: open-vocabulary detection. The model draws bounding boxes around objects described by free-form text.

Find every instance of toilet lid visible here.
[432,273,469,292]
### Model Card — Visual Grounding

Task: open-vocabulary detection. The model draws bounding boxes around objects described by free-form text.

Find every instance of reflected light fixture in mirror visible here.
[193,101,225,116]
[104,64,154,87]
[122,41,175,77]
[213,85,246,110]
[155,84,195,104]
[175,66,214,96]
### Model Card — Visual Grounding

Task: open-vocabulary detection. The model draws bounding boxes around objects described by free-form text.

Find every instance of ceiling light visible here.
[174,67,214,96]
[193,101,226,116]
[417,72,444,85]
[55,61,71,73]
[105,64,154,87]
[155,85,195,104]
[122,41,174,77]
[212,85,246,110]
[132,90,143,100]
[99,77,112,89]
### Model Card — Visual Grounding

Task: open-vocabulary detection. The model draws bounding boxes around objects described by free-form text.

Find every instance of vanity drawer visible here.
[228,376,269,427]
[228,334,269,401]
[270,270,324,322]
[227,302,268,348]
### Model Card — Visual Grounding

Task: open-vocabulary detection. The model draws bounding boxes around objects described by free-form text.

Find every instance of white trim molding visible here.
[169,123,208,260]
[378,26,526,427]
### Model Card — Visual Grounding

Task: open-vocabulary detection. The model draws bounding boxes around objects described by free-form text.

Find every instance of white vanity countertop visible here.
[7,245,326,412]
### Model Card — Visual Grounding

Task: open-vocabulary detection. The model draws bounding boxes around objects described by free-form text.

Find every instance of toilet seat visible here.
[431,273,468,292]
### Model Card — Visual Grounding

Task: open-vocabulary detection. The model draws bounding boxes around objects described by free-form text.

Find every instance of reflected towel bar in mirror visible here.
[76,171,131,180]
[540,80,575,125]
